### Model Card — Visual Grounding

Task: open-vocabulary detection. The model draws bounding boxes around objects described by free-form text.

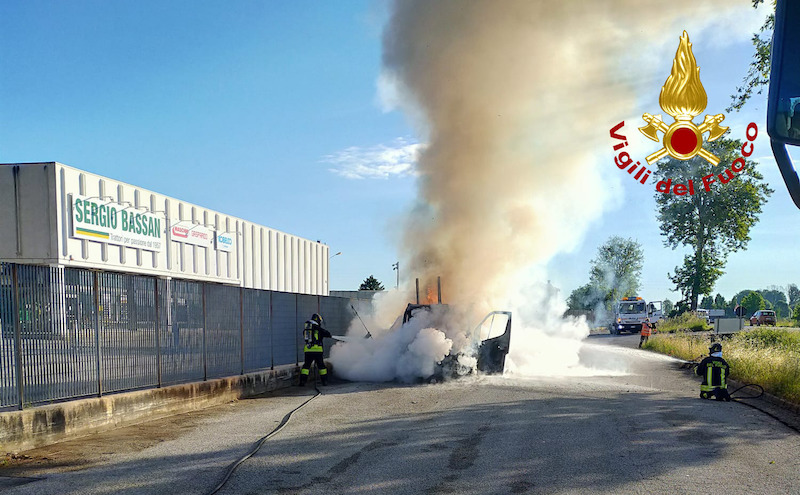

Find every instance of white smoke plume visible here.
[330,0,759,381]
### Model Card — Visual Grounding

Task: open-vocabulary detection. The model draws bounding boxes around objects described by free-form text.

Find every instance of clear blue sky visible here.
[1,1,797,305]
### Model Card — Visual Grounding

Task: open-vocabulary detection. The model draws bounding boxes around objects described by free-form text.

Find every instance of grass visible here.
[654,313,710,333]
[644,328,800,404]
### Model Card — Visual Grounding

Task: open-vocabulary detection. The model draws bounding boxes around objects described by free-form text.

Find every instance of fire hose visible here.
[206,369,323,495]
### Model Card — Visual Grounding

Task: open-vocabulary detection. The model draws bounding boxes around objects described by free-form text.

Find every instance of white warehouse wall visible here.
[0,162,329,295]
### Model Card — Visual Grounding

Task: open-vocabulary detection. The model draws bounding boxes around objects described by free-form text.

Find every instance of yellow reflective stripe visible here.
[319,368,327,375]
[305,345,323,352]
[701,384,717,391]
[721,368,726,387]
[301,368,310,375]
[707,367,713,388]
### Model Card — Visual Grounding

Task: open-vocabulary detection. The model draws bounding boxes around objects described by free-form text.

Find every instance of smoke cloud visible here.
[330,0,757,381]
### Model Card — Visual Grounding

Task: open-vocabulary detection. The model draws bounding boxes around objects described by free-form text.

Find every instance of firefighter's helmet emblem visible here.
[639,31,728,165]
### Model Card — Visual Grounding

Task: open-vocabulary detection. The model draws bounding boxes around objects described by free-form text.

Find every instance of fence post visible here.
[154,278,162,388]
[93,271,103,397]
[296,294,300,365]
[11,264,24,410]
[269,291,274,370]
[202,284,207,381]
[240,287,245,375]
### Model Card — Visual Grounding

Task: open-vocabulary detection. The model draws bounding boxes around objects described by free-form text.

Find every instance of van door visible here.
[648,301,663,322]
[475,311,512,374]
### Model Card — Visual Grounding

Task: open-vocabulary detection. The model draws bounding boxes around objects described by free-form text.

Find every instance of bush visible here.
[734,328,800,352]
[655,313,710,333]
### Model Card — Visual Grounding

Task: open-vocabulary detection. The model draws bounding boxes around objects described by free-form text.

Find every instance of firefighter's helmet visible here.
[311,313,323,326]
[709,343,722,354]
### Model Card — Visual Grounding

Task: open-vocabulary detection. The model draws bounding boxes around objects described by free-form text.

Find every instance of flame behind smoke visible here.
[659,31,708,120]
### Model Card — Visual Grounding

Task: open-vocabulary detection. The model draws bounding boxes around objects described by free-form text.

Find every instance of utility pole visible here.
[392,262,399,289]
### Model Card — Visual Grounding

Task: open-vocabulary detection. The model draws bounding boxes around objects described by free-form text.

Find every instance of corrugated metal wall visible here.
[0,262,353,411]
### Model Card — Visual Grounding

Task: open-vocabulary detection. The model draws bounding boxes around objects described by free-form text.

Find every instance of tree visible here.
[761,287,787,308]
[774,300,791,319]
[728,1,775,112]
[588,236,644,306]
[567,283,605,311]
[741,291,766,317]
[794,304,800,323]
[731,290,755,306]
[713,293,727,310]
[662,299,674,316]
[699,295,713,309]
[359,275,384,291]
[655,138,773,310]
[788,283,800,308]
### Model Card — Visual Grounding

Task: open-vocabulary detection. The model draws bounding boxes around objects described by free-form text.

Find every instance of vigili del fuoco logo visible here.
[609,31,758,196]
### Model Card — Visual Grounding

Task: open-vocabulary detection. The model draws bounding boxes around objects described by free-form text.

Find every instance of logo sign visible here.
[215,232,235,252]
[170,221,213,247]
[609,31,758,196]
[639,31,728,165]
[71,195,164,252]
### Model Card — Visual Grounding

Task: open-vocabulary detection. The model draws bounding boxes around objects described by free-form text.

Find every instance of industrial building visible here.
[0,162,350,411]
[0,162,330,293]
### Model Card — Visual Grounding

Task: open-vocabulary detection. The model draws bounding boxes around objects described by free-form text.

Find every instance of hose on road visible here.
[206,371,323,495]
[728,383,800,434]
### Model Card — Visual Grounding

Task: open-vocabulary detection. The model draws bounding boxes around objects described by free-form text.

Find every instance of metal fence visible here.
[0,262,354,411]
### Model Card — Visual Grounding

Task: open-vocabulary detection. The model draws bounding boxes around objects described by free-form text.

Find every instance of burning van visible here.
[390,302,512,382]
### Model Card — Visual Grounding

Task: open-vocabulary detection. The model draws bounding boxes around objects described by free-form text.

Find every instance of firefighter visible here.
[299,313,332,386]
[638,318,652,348]
[695,342,731,401]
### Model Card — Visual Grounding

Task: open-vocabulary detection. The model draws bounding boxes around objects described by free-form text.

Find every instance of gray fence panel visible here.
[272,291,298,366]
[320,296,354,357]
[204,284,242,379]
[159,279,205,385]
[243,289,271,372]
[320,296,353,337]
[16,266,96,404]
[296,295,320,362]
[0,263,18,408]
[62,269,100,399]
[98,272,159,394]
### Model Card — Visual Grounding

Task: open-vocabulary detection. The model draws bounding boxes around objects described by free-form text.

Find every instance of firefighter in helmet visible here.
[299,313,332,386]
[695,342,731,401]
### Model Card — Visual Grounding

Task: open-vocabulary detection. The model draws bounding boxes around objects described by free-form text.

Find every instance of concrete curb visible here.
[1,365,302,453]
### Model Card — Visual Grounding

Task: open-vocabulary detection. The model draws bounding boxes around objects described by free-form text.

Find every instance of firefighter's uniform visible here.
[299,314,332,386]
[696,343,731,401]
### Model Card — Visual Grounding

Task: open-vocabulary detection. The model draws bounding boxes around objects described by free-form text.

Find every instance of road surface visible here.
[2,334,799,494]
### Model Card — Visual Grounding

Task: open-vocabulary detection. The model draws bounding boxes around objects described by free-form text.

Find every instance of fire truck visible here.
[611,296,663,335]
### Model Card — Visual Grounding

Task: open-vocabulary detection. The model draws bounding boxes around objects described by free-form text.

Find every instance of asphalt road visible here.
[3,335,800,494]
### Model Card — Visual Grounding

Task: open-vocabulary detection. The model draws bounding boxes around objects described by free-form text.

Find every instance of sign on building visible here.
[215,231,235,252]
[170,221,213,247]
[71,195,164,252]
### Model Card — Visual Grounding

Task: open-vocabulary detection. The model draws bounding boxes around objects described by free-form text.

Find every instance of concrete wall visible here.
[0,364,303,453]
